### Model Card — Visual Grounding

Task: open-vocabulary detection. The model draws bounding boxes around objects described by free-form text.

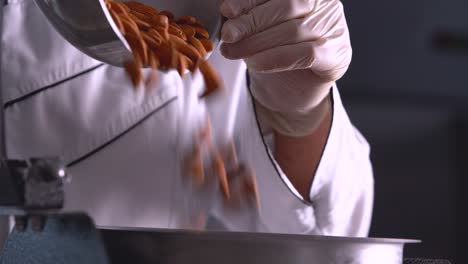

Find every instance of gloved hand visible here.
[220,0,352,136]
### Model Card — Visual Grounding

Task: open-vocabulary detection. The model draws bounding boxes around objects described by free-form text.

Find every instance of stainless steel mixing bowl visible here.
[100,227,421,264]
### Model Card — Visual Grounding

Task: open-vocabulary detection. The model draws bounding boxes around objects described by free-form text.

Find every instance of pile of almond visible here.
[105,0,221,97]
[184,119,260,209]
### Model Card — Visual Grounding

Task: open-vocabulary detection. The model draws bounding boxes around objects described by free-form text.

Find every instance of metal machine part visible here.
[0,158,69,214]
[1,214,110,264]
[33,0,222,67]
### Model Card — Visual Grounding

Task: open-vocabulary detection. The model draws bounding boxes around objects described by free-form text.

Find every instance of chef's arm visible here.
[209,86,373,236]
[263,86,374,237]
[272,99,332,203]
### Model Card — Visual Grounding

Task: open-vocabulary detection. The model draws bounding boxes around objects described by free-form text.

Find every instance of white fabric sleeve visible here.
[308,84,374,237]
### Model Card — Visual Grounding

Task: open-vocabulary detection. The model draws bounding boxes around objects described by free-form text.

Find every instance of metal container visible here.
[100,227,420,264]
[33,0,222,67]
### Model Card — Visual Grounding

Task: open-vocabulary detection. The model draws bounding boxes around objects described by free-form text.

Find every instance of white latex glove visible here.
[220,0,352,136]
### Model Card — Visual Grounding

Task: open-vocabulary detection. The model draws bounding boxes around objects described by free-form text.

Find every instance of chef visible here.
[0,0,373,240]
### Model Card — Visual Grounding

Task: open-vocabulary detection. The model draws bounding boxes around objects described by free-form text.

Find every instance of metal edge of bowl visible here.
[98,0,132,53]
[98,226,421,245]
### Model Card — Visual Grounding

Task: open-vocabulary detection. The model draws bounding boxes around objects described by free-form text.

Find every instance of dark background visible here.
[338,0,468,263]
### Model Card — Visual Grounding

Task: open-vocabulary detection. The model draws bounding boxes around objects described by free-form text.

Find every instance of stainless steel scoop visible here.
[33,0,223,67]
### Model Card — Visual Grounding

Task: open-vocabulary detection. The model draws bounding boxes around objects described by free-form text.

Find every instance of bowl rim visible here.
[99,225,422,245]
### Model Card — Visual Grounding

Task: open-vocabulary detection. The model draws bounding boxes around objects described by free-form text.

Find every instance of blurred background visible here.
[338,0,468,263]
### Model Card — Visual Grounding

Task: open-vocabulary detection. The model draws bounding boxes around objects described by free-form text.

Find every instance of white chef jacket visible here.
[1,0,374,237]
